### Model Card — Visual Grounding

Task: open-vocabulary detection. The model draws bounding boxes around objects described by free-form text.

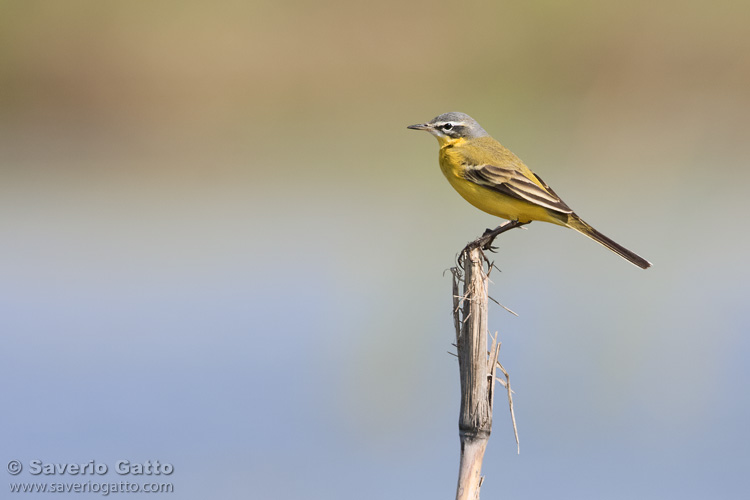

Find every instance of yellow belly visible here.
[439,158,560,225]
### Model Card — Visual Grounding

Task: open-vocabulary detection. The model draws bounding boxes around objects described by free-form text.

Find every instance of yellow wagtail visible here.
[408,112,651,269]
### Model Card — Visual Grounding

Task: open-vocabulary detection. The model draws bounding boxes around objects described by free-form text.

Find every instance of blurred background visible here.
[1,1,748,498]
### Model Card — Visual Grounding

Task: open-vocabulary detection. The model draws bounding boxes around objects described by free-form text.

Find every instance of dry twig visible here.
[450,223,523,499]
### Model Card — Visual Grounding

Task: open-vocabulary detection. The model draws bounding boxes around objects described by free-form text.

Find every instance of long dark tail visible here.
[566,215,652,269]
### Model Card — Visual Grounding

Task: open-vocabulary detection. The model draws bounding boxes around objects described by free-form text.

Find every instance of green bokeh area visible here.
[1,2,748,499]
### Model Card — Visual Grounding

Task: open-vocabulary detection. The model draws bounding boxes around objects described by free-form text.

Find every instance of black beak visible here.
[407,123,431,130]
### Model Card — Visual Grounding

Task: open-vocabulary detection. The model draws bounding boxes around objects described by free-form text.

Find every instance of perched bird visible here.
[408,112,651,269]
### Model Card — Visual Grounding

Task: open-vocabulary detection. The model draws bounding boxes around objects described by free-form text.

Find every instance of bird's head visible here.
[407,112,488,146]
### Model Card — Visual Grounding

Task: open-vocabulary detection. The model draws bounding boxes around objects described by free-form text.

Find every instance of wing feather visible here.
[462,164,573,214]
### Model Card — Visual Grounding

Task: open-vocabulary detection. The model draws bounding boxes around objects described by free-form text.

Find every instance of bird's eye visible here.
[443,123,453,131]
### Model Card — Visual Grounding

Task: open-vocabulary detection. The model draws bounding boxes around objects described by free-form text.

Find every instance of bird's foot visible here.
[467,220,527,252]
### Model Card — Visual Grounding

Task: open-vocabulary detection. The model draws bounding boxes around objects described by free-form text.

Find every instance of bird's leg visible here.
[469,220,528,251]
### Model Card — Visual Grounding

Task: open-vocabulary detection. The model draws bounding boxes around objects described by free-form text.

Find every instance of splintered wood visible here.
[451,245,518,500]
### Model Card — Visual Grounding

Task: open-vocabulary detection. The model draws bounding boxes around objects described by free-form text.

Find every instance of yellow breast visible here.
[438,140,559,225]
